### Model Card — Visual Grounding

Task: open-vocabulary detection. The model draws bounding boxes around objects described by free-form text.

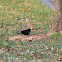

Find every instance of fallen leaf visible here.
[24,44,26,46]
[11,9,14,11]
[17,45,21,47]
[20,8,24,11]
[0,5,2,8]
[18,39,21,42]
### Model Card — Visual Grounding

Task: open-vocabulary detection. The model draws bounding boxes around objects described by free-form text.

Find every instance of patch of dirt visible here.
[8,34,47,41]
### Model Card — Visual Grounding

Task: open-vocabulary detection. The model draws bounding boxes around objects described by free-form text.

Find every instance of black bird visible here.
[17,26,31,35]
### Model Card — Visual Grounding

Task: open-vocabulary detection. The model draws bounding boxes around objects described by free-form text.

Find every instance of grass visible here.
[0,0,62,62]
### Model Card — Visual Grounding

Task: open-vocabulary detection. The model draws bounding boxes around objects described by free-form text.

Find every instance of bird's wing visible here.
[39,0,55,10]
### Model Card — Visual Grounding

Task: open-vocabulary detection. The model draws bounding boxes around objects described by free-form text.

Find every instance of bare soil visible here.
[8,34,47,41]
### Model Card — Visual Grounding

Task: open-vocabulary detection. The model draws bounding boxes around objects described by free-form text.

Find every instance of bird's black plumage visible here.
[21,29,31,35]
